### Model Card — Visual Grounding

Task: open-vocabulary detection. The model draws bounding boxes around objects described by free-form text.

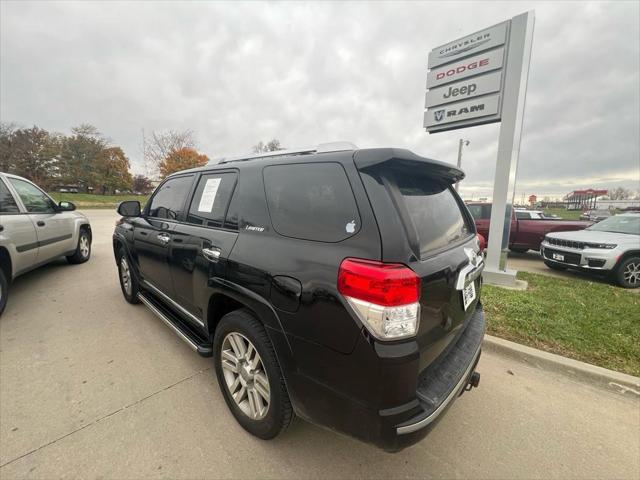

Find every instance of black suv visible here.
[113,143,485,452]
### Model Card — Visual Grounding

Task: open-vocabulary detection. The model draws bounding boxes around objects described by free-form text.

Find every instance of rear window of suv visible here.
[263,163,360,242]
[395,174,472,256]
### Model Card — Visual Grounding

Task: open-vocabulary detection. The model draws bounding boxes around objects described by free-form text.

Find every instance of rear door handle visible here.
[202,247,221,262]
[37,221,45,227]
[157,233,171,245]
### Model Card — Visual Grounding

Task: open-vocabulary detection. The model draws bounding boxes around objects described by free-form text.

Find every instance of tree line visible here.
[0,123,249,195]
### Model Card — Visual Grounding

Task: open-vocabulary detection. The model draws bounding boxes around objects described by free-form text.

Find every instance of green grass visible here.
[483,272,640,376]
[543,207,583,220]
[49,192,150,209]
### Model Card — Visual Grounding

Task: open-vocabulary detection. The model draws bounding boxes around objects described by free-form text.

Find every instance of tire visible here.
[0,269,8,317]
[615,256,640,289]
[509,247,529,254]
[544,260,567,271]
[213,309,293,440]
[116,247,140,303]
[66,228,91,264]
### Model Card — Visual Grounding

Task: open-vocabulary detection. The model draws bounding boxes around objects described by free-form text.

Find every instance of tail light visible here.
[338,258,420,340]
[476,233,486,251]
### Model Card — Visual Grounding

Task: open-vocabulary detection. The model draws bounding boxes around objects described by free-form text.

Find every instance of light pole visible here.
[455,139,470,191]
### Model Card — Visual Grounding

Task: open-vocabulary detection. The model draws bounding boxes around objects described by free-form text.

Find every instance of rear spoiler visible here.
[353,148,465,184]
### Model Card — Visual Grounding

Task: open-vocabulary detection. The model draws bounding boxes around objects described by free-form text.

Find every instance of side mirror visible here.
[117,200,141,217]
[58,201,76,211]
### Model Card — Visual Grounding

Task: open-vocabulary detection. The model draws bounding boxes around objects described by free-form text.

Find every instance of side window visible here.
[223,187,241,230]
[530,212,543,220]
[516,211,531,220]
[147,175,194,220]
[0,180,20,213]
[7,178,55,213]
[186,173,237,228]
[263,163,360,242]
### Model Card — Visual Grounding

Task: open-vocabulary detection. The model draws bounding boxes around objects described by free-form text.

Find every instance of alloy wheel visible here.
[221,332,271,420]
[120,257,132,296]
[79,234,90,258]
[623,261,640,286]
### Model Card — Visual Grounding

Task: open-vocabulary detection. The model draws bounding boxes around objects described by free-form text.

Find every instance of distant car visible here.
[580,209,612,222]
[541,213,640,288]
[0,173,92,315]
[467,203,592,253]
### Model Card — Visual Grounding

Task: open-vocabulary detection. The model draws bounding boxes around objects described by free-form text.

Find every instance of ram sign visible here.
[425,21,509,133]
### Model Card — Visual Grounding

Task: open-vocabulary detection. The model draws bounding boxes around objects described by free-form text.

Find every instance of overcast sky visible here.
[1,1,639,199]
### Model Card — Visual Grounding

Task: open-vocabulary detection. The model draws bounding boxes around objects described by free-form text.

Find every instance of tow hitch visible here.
[464,371,481,392]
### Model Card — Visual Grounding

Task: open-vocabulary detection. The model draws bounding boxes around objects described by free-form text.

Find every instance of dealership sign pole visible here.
[424,10,535,286]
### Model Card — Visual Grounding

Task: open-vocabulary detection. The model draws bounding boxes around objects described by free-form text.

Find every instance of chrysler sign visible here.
[428,22,508,69]
[424,21,510,133]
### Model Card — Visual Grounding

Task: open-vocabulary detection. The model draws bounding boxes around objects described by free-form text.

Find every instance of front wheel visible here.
[214,309,293,440]
[615,257,640,289]
[66,228,91,264]
[544,260,567,271]
[117,248,140,303]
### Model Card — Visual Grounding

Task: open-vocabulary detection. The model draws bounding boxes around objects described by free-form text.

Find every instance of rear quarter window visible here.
[263,162,360,242]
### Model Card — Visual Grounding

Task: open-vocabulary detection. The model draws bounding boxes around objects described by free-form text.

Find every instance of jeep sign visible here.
[425,70,502,107]
[425,21,510,133]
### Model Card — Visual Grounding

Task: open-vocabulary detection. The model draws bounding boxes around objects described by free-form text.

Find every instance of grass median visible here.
[482,271,640,376]
[50,193,150,209]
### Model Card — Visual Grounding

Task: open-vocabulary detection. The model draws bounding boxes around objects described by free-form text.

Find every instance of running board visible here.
[138,292,213,357]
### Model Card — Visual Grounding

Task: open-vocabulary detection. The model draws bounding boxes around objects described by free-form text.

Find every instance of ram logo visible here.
[434,109,445,122]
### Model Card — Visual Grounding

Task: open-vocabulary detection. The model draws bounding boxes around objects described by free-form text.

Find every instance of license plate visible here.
[462,281,476,311]
[552,253,565,261]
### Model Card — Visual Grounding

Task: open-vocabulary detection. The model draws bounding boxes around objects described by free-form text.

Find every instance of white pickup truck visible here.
[0,172,92,315]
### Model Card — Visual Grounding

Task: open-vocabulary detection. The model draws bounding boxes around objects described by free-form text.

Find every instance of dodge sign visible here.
[425,21,510,132]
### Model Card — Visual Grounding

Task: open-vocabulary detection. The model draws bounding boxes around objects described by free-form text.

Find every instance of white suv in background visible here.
[0,173,92,315]
[541,213,640,288]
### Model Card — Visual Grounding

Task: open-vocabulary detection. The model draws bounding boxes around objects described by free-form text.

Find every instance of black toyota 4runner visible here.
[113,143,485,452]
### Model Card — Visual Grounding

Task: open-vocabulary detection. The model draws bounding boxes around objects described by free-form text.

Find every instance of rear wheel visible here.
[615,257,640,289]
[66,228,91,264]
[0,269,8,316]
[117,247,140,303]
[544,260,567,271]
[509,247,529,254]
[214,309,293,439]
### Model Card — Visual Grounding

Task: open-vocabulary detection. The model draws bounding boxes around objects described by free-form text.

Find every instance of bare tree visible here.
[145,129,196,176]
[252,138,283,153]
[608,187,632,200]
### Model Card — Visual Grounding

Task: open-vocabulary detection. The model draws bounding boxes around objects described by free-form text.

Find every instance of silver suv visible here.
[541,213,640,288]
[0,173,92,315]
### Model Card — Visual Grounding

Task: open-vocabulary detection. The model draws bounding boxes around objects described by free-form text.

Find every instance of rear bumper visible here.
[287,305,485,452]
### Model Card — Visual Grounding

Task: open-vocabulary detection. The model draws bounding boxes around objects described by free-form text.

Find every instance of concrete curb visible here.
[483,335,640,395]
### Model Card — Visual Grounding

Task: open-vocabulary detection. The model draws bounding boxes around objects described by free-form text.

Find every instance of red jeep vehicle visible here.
[466,203,592,253]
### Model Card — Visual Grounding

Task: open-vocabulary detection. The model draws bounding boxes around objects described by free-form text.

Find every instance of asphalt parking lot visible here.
[1,210,639,479]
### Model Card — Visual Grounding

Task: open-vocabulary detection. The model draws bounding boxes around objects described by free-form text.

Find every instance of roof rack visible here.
[213,141,358,165]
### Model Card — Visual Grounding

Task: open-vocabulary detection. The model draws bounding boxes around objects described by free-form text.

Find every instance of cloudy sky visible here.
[1,1,639,199]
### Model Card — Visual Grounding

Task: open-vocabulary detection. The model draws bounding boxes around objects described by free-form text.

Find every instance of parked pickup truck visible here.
[466,202,592,253]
